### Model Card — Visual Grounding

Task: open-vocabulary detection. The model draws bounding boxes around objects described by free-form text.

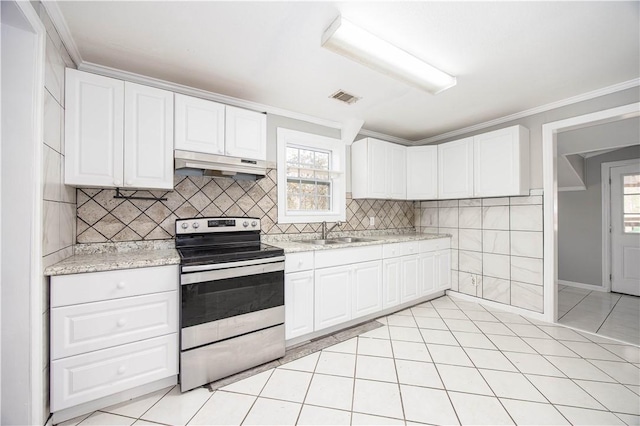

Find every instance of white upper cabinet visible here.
[438,137,474,199]
[351,138,407,200]
[225,105,267,161]
[406,146,437,200]
[124,82,174,190]
[473,125,530,197]
[174,94,225,155]
[65,70,174,190]
[65,69,124,187]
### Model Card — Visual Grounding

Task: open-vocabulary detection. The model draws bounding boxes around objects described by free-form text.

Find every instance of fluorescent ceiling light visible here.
[321,16,456,94]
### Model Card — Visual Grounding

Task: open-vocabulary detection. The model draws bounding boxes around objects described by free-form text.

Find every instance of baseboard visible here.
[558,280,607,292]
[446,291,549,322]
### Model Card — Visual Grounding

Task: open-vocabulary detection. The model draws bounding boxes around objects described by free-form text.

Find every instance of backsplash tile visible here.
[76,169,414,243]
[416,194,544,314]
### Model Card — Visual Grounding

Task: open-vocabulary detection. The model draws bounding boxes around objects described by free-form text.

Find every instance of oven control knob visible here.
[192,222,200,229]
[181,223,189,229]
[251,221,257,227]
[243,221,249,228]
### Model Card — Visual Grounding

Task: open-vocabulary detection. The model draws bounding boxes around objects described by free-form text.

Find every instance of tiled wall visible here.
[415,196,544,313]
[35,1,77,422]
[76,170,415,243]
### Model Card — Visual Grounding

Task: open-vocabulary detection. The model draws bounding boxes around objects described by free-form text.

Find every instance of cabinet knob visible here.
[126,180,133,186]
[117,366,126,375]
[298,260,304,267]
[114,180,122,186]
[117,282,126,289]
[218,149,224,154]
[116,318,126,327]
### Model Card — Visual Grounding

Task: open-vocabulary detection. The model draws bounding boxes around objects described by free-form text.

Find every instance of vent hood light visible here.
[321,16,456,94]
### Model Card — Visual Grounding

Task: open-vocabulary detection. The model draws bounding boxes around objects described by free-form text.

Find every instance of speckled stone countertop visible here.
[44,240,180,276]
[265,232,451,254]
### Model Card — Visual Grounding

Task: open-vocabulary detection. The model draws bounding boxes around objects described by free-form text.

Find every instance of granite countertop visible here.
[266,232,451,253]
[44,240,180,276]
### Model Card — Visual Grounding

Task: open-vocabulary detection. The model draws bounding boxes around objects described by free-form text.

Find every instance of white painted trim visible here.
[558,279,607,293]
[40,0,81,66]
[542,103,640,324]
[357,128,413,145]
[558,186,586,192]
[446,291,548,323]
[601,158,640,294]
[418,79,640,145]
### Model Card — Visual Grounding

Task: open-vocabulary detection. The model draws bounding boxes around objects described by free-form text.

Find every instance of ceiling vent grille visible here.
[329,90,361,105]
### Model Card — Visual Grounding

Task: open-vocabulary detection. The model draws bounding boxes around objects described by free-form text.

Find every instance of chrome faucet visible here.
[321,221,342,239]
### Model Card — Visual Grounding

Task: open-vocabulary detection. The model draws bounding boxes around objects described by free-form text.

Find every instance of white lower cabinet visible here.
[352,261,383,319]
[382,258,401,309]
[284,271,314,340]
[436,250,451,291]
[314,265,352,331]
[400,255,420,303]
[50,265,179,414]
[418,251,436,296]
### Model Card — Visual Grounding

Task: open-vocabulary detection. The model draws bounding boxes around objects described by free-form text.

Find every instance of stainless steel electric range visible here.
[175,217,285,392]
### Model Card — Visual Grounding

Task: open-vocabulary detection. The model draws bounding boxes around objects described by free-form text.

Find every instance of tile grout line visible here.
[594,294,623,335]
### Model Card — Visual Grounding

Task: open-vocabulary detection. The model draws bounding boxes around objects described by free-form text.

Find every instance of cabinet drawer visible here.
[400,242,420,256]
[285,252,314,273]
[51,265,179,307]
[51,291,178,360]
[383,243,402,259]
[315,245,382,269]
[51,333,178,411]
[419,238,451,253]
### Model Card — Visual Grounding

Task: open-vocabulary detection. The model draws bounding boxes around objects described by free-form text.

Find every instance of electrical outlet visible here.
[369,217,375,226]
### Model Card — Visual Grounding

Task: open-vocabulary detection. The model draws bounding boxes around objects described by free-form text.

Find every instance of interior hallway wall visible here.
[558,145,640,288]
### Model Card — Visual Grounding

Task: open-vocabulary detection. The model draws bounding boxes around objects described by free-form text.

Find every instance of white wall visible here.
[558,145,640,287]
[431,87,640,189]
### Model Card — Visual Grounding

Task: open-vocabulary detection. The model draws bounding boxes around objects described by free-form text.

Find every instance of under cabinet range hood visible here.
[174,150,267,181]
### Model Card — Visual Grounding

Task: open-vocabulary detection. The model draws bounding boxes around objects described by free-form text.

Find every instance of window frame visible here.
[277,128,346,224]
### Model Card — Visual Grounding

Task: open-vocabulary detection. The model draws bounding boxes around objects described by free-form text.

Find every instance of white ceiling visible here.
[58,1,640,141]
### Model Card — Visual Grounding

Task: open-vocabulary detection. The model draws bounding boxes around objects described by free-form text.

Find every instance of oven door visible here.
[180,258,284,350]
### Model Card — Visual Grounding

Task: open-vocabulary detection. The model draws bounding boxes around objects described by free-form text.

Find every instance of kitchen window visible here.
[277,128,346,224]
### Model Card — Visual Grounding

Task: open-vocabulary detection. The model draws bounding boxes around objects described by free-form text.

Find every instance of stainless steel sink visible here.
[330,237,377,243]
[298,237,377,245]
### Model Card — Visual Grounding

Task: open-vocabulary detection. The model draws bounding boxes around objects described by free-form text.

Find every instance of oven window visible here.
[181,270,284,328]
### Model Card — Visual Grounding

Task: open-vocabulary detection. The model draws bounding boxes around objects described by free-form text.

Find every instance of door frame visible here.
[603,158,640,294]
[542,103,640,322]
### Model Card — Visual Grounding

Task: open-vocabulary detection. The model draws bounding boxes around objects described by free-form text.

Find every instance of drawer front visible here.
[51,265,179,307]
[315,245,382,269]
[400,242,420,256]
[285,252,314,273]
[51,291,178,360]
[382,243,402,259]
[419,238,451,253]
[51,333,178,411]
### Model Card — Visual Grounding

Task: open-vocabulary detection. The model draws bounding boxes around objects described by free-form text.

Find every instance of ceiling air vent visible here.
[329,90,361,105]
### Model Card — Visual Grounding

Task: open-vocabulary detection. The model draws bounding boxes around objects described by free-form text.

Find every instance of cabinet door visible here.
[65,69,124,187]
[388,143,407,199]
[407,146,437,200]
[225,105,266,160]
[474,126,528,197]
[436,249,451,290]
[124,82,174,189]
[174,94,225,155]
[285,271,314,340]
[383,258,401,309]
[352,261,383,319]
[400,255,419,303]
[314,266,351,331]
[438,137,474,199]
[367,139,388,199]
[419,252,436,296]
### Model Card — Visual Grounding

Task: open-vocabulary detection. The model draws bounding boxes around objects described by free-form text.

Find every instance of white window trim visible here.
[277,128,346,224]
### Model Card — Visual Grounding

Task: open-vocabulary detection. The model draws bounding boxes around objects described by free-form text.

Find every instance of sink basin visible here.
[330,237,377,243]
[300,239,341,245]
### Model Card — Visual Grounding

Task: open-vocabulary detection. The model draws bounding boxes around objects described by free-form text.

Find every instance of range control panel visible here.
[176,217,261,234]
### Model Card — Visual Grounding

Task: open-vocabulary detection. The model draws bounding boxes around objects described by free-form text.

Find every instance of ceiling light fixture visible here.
[321,15,457,94]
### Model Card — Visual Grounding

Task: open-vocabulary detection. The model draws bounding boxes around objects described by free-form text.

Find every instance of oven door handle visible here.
[181,261,284,285]
[180,256,286,273]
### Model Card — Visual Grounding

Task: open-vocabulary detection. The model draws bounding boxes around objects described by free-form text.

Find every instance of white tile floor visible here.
[58,295,640,426]
[558,285,640,345]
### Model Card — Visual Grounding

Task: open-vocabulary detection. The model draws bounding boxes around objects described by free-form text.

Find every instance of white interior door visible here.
[611,162,640,296]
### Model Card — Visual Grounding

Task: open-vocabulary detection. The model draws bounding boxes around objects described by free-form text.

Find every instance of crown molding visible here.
[416,78,640,145]
[41,0,82,66]
[357,128,413,145]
